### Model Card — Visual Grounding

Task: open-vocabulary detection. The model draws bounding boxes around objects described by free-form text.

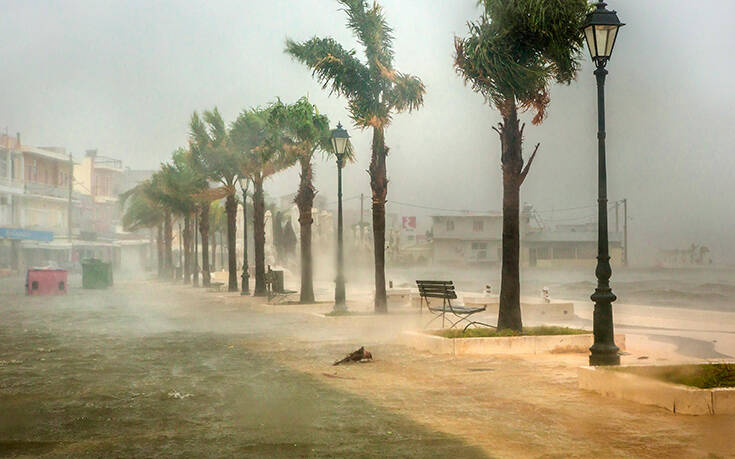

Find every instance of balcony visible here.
[0,175,24,192]
[24,182,72,200]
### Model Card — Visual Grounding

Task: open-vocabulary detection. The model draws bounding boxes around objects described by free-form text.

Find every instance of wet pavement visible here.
[0,279,483,457]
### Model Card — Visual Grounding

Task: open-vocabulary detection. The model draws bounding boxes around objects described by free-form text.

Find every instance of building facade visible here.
[431,214,623,267]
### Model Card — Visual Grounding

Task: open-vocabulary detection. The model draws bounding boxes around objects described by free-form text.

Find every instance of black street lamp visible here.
[331,122,350,312]
[583,2,624,366]
[239,177,250,295]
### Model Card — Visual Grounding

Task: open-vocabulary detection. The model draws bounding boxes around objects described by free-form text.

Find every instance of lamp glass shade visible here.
[332,136,348,156]
[582,3,624,63]
[330,122,350,156]
[585,24,619,59]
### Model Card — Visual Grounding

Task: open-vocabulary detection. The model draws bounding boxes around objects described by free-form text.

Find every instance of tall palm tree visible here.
[231,104,295,296]
[454,0,587,331]
[275,97,332,303]
[285,0,425,313]
[190,108,242,292]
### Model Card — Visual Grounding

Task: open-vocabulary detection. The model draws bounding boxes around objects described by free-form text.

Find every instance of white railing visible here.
[0,176,24,189]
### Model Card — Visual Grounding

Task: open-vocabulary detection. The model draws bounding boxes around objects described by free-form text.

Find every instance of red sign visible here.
[402,216,416,230]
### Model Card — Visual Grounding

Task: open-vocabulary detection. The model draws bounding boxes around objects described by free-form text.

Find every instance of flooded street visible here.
[2,276,735,457]
[0,279,483,457]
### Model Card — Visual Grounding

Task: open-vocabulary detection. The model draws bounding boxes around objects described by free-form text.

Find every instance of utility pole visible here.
[68,153,73,264]
[623,198,628,267]
[614,200,619,233]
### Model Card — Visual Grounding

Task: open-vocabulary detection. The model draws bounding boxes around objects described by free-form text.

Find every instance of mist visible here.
[2,0,734,264]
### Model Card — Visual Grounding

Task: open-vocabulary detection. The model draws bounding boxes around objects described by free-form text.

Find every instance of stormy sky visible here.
[1,0,733,263]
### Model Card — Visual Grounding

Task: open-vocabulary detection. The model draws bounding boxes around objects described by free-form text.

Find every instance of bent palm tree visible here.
[190,108,241,292]
[286,0,425,313]
[276,97,333,303]
[455,0,587,331]
[120,179,164,277]
[231,104,295,296]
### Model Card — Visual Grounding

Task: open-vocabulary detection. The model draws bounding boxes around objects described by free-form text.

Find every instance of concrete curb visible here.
[401,330,626,356]
[578,364,735,415]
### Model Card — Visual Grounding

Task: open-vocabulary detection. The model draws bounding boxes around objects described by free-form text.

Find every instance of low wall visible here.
[578,365,735,415]
[401,330,626,357]
[385,288,411,306]
[462,297,574,321]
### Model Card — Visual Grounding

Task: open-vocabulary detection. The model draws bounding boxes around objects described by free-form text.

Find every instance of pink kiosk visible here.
[26,268,68,296]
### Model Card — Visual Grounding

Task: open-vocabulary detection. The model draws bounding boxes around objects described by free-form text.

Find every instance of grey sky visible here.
[1,0,734,263]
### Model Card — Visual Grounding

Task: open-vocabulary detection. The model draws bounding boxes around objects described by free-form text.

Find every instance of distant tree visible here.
[454,0,587,331]
[120,178,164,277]
[231,104,295,296]
[190,108,241,292]
[158,148,207,284]
[209,200,227,271]
[286,0,425,312]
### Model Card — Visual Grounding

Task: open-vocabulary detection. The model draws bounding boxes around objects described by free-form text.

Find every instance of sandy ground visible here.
[1,276,735,457]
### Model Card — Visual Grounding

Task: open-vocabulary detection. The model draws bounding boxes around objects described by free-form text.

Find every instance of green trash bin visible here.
[82,258,113,289]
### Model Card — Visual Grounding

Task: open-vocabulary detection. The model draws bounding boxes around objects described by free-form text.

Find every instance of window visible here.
[446,220,454,231]
[473,220,484,232]
[471,242,487,250]
[553,247,575,259]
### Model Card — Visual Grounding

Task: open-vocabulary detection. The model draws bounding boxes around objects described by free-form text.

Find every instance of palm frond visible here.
[285,37,370,100]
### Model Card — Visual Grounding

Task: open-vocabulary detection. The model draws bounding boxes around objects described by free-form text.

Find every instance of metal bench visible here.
[416,280,494,331]
[208,281,225,292]
[265,267,297,304]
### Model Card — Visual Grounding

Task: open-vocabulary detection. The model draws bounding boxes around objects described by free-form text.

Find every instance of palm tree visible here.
[158,148,208,284]
[454,0,587,331]
[275,97,332,303]
[190,108,242,292]
[209,200,227,271]
[120,178,164,277]
[231,104,295,296]
[285,0,425,313]
[141,171,174,279]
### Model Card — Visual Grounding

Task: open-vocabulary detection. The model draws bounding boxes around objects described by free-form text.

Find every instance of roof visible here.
[22,145,70,162]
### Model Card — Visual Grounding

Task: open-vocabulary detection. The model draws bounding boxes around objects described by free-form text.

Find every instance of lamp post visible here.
[331,122,350,312]
[239,177,250,295]
[583,2,624,366]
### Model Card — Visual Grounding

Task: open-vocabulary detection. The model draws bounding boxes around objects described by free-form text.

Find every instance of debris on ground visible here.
[333,346,373,365]
[322,373,357,380]
[167,391,193,400]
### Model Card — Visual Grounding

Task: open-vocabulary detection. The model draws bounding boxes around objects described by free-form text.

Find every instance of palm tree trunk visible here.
[211,226,217,273]
[156,223,163,278]
[164,210,173,280]
[296,158,315,303]
[498,101,523,332]
[369,126,388,313]
[253,176,267,296]
[225,193,238,292]
[183,213,191,284]
[199,204,210,287]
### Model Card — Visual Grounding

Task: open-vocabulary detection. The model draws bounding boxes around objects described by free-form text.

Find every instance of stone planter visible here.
[461,297,574,320]
[401,330,625,357]
[578,364,735,415]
